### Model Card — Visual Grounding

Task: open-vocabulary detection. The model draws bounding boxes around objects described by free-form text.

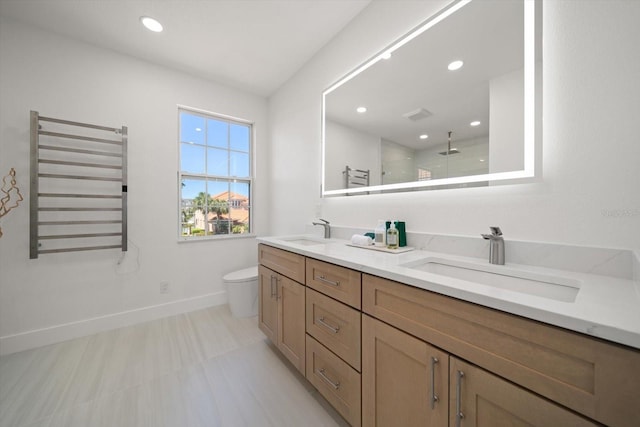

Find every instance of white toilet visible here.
[223,266,259,318]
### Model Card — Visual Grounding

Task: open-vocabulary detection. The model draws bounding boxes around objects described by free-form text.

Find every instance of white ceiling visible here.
[326,0,526,149]
[0,0,371,96]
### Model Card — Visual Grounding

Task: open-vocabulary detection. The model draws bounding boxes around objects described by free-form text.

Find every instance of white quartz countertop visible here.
[258,235,640,350]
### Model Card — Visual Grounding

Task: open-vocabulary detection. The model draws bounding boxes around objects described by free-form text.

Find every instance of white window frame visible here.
[177,105,254,241]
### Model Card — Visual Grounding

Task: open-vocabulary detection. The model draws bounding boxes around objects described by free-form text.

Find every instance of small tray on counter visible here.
[346,243,414,254]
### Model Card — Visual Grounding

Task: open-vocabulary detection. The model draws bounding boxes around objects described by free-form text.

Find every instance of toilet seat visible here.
[223,266,258,283]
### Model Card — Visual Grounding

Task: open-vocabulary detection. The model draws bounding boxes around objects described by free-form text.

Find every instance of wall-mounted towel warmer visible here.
[29,111,127,259]
[343,165,370,189]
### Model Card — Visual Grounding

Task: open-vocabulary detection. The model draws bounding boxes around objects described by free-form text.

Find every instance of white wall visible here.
[0,19,269,353]
[490,68,525,173]
[268,0,640,252]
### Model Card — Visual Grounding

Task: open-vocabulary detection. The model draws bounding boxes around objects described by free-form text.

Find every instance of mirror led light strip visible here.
[322,0,537,196]
[523,0,536,175]
[323,0,471,96]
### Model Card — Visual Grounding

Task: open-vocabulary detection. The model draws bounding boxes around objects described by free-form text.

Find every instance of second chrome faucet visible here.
[481,226,505,265]
[313,218,331,239]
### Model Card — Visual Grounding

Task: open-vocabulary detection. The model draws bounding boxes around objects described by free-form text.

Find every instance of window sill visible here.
[178,233,257,243]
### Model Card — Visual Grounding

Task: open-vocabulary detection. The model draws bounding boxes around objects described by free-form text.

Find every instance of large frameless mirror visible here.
[322,0,541,196]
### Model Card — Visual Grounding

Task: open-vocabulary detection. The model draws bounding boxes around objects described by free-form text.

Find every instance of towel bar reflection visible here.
[343,165,370,190]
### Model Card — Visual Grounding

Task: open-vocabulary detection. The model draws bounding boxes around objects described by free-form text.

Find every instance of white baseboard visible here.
[0,291,227,356]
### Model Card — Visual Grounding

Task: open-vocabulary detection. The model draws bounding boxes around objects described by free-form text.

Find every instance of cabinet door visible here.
[449,357,598,427]
[278,275,306,375]
[362,315,448,427]
[258,265,278,343]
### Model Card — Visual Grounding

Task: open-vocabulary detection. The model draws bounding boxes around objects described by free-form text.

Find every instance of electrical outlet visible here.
[159,281,169,294]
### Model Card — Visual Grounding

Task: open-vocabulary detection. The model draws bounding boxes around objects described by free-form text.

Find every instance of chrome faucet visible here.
[481,226,505,265]
[312,218,331,239]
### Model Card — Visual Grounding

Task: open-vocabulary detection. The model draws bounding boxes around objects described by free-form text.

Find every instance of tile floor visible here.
[0,305,347,427]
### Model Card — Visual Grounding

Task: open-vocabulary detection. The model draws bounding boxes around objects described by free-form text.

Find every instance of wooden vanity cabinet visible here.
[362,273,640,427]
[362,314,598,427]
[258,243,640,426]
[258,245,306,375]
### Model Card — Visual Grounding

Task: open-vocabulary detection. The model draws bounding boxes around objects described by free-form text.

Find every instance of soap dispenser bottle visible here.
[387,221,399,249]
[374,220,386,247]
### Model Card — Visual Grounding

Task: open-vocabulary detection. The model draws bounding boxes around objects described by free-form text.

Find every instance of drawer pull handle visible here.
[430,356,439,409]
[318,368,340,390]
[455,370,465,427]
[317,316,340,334]
[317,275,340,287]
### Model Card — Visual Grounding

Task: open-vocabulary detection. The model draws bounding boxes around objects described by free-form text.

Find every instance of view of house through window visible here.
[179,108,252,238]
[417,168,432,181]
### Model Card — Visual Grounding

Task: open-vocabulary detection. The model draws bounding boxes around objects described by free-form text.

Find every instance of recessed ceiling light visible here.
[447,60,464,71]
[356,106,367,113]
[479,158,486,162]
[140,16,163,33]
[419,134,429,140]
[470,120,481,127]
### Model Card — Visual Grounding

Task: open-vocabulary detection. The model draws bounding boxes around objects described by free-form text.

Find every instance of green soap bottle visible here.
[387,221,399,249]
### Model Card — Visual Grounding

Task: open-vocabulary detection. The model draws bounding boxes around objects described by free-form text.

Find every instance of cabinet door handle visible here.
[316,274,340,287]
[455,370,465,427]
[270,275,276,299]
[430,356,439,410]
[318,368,340,390]
[317,316,340,334]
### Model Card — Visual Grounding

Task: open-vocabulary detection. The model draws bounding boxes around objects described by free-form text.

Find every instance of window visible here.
[179,108,252,238]
[417,168,432,181]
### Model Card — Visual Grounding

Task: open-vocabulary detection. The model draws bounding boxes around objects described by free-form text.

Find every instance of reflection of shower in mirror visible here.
[439,131,461,156]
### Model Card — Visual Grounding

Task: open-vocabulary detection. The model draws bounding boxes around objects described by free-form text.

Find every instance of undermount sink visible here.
[280,237,328,246]
[401,257,581,302]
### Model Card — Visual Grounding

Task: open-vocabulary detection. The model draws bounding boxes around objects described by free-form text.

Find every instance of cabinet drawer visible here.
[258,244,305,283]
[362,274,640,427]
[306,335,361,427]
[306,258,361,309]
[306,288,361,371]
